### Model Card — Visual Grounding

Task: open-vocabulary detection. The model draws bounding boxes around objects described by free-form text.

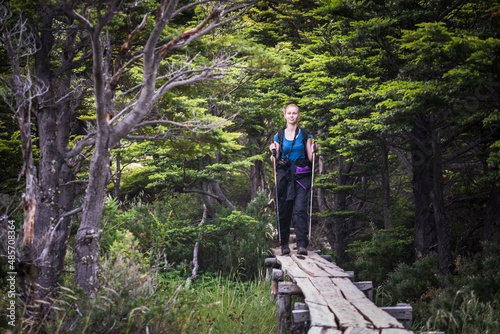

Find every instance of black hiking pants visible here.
[276,170,311,249]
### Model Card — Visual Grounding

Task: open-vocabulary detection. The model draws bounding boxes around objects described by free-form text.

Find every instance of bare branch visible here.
[65,136,96,159]
[39,207,83,264]
[186,204,207,287]
[158,6,222,58]
[64,7,93,30]
[110,12,149,88]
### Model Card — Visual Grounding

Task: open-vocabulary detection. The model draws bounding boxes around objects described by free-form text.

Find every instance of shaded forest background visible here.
[0,0,499,333]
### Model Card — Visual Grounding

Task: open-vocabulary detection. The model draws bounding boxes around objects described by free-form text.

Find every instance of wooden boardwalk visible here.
[268,246,413,334]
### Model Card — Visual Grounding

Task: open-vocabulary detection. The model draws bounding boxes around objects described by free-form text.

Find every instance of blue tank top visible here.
[274,129,310,162]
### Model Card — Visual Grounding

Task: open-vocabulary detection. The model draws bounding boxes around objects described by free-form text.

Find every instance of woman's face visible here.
[284,107,300,124]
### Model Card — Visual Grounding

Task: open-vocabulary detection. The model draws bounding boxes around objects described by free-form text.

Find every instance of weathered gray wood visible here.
[271,269,283,300]
[307,326,342,334]
[380,329,414,334]
[271,247,414,334]
[294,277,338,328]
[292,253,334,277]
[346,271,355,281]
[353,281,373,292]
[320,254,333,262]
[353,281,374,301]
[277,293,292,334]
[272,268,284,280]
[295,302,309,310]
[298,252,351,278]
[265,257,278,267]
[380,304,413,320]
[307,301,338,328]
[293,309,310,322]
[311,276,372,329]
[278,281,303,295]
[265,257,277,281]
[344,328,379,334]
[331,277,404,329]
[276,254,310,278]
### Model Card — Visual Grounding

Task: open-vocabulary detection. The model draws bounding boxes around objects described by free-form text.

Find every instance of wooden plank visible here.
[295,302,308,310]
[380,328,413,334]
[292,309,310,322]
[307,301,338,328]
[331,277,403,329]
[306,252,352,278]
[308,326,343,334]
[294,277,329,305]
[310,276,372,329]
[292,253,333,277]
[344,328,380,334]
[353,281,373,292]
[380,305,412,320]
[276,254,309,278]
[294,277,337,328]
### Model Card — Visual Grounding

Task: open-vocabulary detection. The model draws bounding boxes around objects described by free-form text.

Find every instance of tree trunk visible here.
[482,183,500,258]
[31,15,78,312]
[2,7,78,321]
[250,159,267,200]
[328,155,352,266]
[431,129,452,274]
[198,182,216,219]
[318,155,336,255]
[380,142,391,230]
[410,121,438,258]
[249,137,269,200]
[114,152,121,199]
[74,132,111,294]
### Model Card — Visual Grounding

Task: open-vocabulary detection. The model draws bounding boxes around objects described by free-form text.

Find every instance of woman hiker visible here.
[269,104,315,256]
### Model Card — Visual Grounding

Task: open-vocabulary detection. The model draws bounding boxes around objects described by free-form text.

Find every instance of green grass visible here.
[184,273,277,333]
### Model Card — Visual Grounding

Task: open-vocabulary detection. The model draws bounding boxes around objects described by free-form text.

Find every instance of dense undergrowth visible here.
[1,191,499,333]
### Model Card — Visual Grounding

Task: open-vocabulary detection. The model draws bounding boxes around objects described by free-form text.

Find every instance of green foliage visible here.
[379,254,440,306]
[439,241,500,306]
[8,234,277,334]
[20,231,194,334]
[347,224,414,285]
[425,290,500,334]
[381,241,500,331]
[100,194,203,266]
[198,191,274,279]
[100,191,273,280]
[185,274,277,333]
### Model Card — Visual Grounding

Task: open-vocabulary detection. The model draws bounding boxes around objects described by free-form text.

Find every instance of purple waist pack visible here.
[295,166,311,174]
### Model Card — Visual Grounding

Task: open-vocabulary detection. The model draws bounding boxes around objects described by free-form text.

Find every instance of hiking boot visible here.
[297,247,308,255]
[281,245,290,255]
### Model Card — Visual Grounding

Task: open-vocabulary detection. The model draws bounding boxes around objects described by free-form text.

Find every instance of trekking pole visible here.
[309,143,318,241]
[272,148,281,242]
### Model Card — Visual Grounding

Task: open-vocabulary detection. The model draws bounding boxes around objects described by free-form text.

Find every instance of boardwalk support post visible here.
[265,257,278,280]
[271,269,283,300]
[277,283,292,334]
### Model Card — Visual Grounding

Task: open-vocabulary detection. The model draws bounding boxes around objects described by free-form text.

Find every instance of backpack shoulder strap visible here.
[301,129,310,157]
[278,128,285,158]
